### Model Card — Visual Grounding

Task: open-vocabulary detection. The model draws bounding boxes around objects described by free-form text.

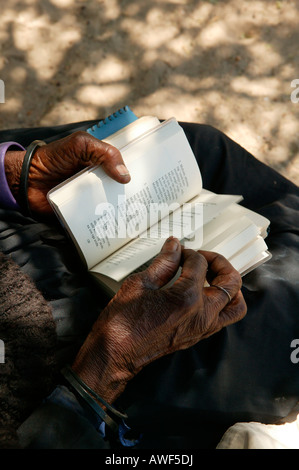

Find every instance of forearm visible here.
[71,319,133,406]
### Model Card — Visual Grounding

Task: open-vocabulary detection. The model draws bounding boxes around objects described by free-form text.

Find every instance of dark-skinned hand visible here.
[72,237,247,405]
[4,131,130,216]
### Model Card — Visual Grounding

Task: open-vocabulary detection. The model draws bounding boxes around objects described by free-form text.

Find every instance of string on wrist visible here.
[19,140,46,216]
[61,365,128,435]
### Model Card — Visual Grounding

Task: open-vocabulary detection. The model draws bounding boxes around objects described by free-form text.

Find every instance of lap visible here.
[1,121,298,448]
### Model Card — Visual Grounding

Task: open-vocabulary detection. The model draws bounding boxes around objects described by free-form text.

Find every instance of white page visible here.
[181,193,243,247]
[239,251,272,276]
[199,189,270,234]
[90,193,241,281]
[203,220,260,259]
[90,201,203,281]
[187,192,243,226]
[103,116,161,148]
[91,212,270,293]
[228,236,268,272]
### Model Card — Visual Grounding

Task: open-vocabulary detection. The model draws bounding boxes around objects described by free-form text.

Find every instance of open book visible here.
[48,111,271,297]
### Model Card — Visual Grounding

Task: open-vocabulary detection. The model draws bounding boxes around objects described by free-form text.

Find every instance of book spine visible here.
[87,106,138,140]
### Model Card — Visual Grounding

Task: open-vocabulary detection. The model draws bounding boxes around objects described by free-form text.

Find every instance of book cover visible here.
[87,106,138,140]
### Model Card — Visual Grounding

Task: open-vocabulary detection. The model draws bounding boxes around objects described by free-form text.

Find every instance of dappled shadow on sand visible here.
[0,0,298,183]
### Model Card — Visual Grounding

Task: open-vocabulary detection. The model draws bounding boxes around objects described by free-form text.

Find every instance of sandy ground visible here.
[0,0,298,185]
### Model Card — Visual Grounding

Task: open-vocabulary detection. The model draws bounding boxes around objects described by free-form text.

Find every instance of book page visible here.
[103,116,161,149]
[196,189,270,235]
[91,198,271,293]
[90,193,241,281]
[238,251,272,276]
[48,119,202,269]
[229,236,269,273]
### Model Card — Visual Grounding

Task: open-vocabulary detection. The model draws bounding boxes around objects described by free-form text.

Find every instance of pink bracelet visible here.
[0,141,25,210]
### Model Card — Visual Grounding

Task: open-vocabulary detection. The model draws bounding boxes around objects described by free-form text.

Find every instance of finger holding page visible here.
[201,250,247,325]
[83,135,131,184]
[201,250,242,299]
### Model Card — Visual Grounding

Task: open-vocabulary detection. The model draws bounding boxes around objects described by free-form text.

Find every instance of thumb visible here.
[96,142,131,184]
[83,135,131,184]
[142,237,181,290]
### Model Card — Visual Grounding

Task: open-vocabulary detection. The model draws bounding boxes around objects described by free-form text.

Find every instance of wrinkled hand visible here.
[5,131,130,215]
[72,237,247,404]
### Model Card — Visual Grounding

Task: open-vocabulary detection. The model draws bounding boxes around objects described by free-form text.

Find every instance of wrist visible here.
[71,327,134,405]
[71,353,130,406]
[4,150,26,203]
[0,142,25,210]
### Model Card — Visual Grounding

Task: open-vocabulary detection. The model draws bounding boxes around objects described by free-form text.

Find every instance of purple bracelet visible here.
[0,141,25,210]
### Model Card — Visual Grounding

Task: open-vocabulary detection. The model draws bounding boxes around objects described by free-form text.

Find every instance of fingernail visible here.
[162,236,180,252]
[116,164,130,176]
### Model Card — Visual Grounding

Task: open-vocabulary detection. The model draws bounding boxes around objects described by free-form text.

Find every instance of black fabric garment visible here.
[0,121,298,449]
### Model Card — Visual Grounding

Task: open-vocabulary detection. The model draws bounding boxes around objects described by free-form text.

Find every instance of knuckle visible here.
[69,131,89,157]
[213,252,233,271]
[71,130,88,144]
[201,255,209,271]
[237,294,247,318]
[231,270,242,290]
[171,282,200,311]
[104,143,122,161]
[230,291,247,320]
[122,273,143,290]
[208,251,231,267]
[186,248,208,265]
[117,273,144,299]
[193,251,209,272]
[209,250,226,262]
[149,257,179,283]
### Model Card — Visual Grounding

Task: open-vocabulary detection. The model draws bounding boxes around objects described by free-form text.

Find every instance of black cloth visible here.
[0,121,298,449]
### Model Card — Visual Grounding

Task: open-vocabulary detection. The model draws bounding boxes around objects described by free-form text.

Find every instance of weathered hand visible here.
[5,131,130,216]
[72,237,247,404]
